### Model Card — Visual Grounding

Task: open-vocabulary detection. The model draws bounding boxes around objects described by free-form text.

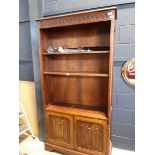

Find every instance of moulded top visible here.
[36,7,117,21]
[36,7,117,29]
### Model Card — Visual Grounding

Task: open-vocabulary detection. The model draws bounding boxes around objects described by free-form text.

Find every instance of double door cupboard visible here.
[37,7,116,155]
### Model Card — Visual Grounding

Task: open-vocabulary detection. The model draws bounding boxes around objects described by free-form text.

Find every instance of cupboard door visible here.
[74,116,108,155]
[45,111,73,149]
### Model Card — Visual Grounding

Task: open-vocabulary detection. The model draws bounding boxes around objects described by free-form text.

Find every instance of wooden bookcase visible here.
[37,7,116,155]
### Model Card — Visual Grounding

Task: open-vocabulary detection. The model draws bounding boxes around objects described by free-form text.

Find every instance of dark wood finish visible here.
[45,111,73,149]
[44,54,109,73]
[40,22,111,49]
[45,76,109,109]
[37,7,116,155]
[74,116,108,155]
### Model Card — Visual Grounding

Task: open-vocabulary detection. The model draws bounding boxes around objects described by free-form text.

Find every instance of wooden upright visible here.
[37,7,116,155]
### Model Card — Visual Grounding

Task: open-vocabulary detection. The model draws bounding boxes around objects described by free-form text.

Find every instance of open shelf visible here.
[43,50,109,55]
[45,76,108,108]
[40,21,111,49]
[52,102,105,111]
[44,54,109,74]
[46,103,107,120]
[44,72,109,77]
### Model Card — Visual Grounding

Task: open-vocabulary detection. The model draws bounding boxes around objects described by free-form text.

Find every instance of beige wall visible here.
[19,81,39,136]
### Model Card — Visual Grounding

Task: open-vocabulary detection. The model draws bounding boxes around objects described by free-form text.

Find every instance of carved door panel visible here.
[45,111,73,149]
[74,116,107,155]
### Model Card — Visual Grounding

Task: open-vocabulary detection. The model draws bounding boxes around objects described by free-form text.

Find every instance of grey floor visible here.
[19,137,135,155]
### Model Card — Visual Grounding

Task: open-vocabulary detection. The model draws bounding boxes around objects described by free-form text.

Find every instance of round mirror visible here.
[122,58,135,86]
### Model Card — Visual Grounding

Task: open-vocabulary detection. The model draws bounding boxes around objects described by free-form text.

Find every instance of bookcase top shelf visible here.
[43,51,109,55]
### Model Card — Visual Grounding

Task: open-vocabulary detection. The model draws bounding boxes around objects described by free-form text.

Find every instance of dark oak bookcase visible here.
[37,7,116,155]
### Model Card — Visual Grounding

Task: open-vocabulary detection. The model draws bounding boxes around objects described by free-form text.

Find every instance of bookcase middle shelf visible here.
[43,71,109,77]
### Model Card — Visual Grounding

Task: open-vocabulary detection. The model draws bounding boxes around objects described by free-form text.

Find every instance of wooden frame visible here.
[37,7,116,155]
[45,111,74,149]
[74,116,108,155]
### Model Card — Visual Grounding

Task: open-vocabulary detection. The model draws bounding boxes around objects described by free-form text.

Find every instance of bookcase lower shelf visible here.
[45,104,107,120]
